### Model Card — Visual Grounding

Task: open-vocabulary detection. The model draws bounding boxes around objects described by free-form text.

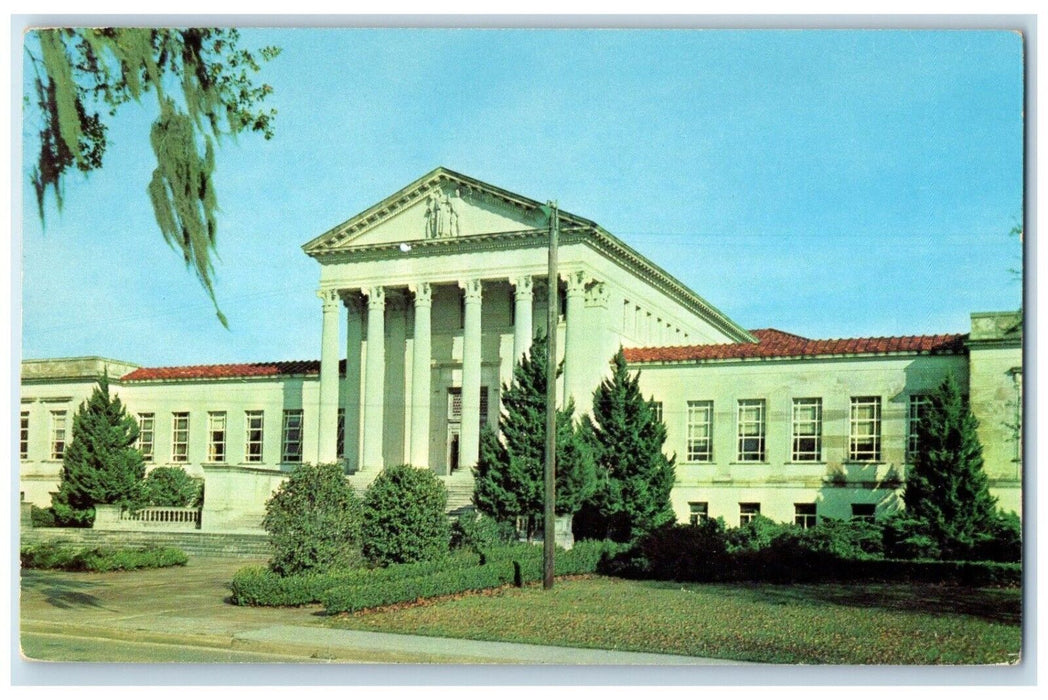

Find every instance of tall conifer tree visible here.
[581,349,676,542]
[905,373,997,558]
[472,333,596,539]
[51,372,146,526]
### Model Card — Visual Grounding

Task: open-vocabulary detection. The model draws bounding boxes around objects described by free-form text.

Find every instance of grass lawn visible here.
[327,576,1021,665]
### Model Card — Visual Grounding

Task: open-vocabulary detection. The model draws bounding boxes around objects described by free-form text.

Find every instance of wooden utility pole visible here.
[543,200,559,590]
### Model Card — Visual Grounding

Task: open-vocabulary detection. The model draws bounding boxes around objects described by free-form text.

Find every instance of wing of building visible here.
[19,167,1023,532]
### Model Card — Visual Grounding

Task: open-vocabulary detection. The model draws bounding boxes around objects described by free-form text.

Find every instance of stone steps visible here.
[21,528,272,558]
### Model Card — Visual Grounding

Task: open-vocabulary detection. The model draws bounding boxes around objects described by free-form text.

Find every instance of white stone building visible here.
[19,168,1023,532]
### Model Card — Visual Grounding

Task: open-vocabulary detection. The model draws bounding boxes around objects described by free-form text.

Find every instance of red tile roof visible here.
[122,359,345,382]
[622,329,967,364]
[121,329,967,380]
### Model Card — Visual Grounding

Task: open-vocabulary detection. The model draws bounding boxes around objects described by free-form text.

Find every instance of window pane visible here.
[849,397,881,461]
[172,413,189,463]
[20,411,29,460]
[50,411,67,460]
[282,410,303,463]
[795,503,817,528]
[208,412,226,463]
[791,398,822,461]
[739,502,761,525]
[737,400,765,462]
[137,413,155,462]
[851,503,876,522]
[245,411,264,463]
[686,400,713,462]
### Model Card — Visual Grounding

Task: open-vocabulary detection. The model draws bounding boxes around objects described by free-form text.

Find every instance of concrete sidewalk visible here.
[19,556,747,665]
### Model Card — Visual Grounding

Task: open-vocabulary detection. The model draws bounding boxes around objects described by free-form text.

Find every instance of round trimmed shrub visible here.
[143,467,201,507]
[361,464,451,566]
[262,463,363,575]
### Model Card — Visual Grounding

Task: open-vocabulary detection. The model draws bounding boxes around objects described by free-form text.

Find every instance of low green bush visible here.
[450,512,517,552]
[611,520,732,581]
[975,511,1022,563]
[30,506,57,528]
[20,542,187,571]
[322,560,517,613]
[725,514,789,553]
[322,540,625,614]
[833,558,1021,587]
[231,550,484,606]
[883,514,942,560]
[609,520,1019,586]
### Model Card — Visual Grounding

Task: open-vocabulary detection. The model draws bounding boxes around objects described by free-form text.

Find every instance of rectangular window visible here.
[171,412,189,463]
[737,399,766,462]
[686,400,713,462]
[448,387,490,428]
[245,411,264,463]
[337,408,346,459]
[282,409,304,463]
[849,397,882,461]
[795,503,817,529]
[791,398,822,462]
[851,503,876,523]
[650,401,663,424]
[20,411,29,460]
[908,395,932,461]
[207,412,227,463]
[50,410,67,460]
[739,502,761,526]
[688,502,709,525]
[137,413,155,463]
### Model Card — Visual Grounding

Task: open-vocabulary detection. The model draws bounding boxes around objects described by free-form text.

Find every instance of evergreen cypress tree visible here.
[472,333,596,539]
[581,349,676,542]
[904,373,997,559]
[51,372,145,526]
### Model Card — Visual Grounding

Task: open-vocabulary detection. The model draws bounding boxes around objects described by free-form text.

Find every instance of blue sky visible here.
[19,28,1024,367]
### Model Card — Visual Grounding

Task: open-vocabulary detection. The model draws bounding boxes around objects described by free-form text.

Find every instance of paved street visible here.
[19,556,747,666]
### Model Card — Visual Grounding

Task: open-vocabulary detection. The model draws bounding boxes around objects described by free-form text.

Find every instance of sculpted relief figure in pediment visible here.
[424,188,461,238]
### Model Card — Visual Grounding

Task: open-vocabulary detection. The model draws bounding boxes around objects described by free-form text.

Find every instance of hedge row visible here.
[232,540,618,608]
[606,546,1020,587]
[835,558,1021,587]
[321,540,624,614]
[231,550,484,606]
[20,542,188,572]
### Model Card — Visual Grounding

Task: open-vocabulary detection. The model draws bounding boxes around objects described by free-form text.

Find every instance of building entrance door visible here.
[446,385,488,474]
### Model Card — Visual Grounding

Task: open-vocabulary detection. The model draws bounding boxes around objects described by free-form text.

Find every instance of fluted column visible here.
[385,293,407,466]
[362,286,386,470]
[512,276,534,364]
[317,289,341,464]
[585,279,612,369]
[563,270,588,410]
[343,294,364,470]
[459,279,483,470]
[409,282,432,468]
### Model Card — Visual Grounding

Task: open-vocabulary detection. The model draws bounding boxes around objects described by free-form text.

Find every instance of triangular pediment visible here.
[302,167,596,255]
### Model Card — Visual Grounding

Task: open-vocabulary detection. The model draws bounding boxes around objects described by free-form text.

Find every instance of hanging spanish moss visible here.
[148,100,225,326]
[26,27,280,326]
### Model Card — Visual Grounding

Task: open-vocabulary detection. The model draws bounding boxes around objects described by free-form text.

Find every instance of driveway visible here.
[19,556,747,666]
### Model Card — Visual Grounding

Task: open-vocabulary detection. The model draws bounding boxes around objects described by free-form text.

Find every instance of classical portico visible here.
[302,167,753,477]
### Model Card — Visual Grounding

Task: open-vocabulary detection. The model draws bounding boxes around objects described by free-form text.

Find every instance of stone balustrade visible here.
[93,504,202,531]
